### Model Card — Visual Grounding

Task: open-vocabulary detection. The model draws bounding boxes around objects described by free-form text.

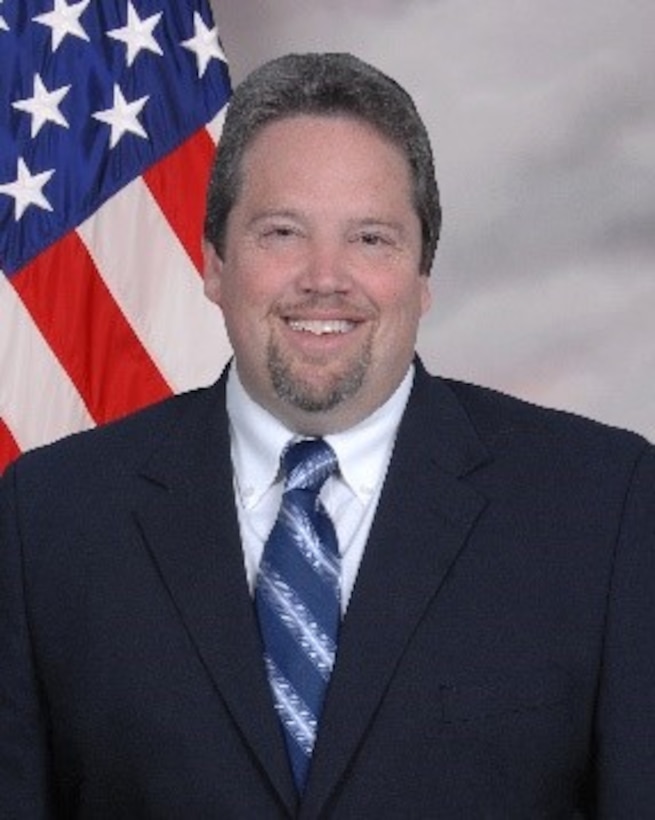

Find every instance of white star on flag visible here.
[12,74,71,138]
[0,158,55,220]
[181,11,225,78]
[107,1,163,67]
[0,0,8,32]
[33,0,90,52]
[92,84,150,148]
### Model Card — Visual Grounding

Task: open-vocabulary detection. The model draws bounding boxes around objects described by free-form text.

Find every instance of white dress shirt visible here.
[226,363,414,613]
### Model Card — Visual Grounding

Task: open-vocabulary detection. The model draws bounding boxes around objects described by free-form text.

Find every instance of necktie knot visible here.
[283,438,338,495]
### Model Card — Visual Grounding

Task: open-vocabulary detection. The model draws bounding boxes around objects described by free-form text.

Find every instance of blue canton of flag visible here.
[0,0,230,275]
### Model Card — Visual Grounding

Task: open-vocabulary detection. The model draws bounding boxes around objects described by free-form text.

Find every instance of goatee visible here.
[267,337,372,413]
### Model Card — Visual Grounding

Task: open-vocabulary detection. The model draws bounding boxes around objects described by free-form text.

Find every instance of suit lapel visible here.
[301,362,491,818]
[132,375,297,815]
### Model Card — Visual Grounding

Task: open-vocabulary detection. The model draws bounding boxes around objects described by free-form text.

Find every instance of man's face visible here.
[204,114,431,434]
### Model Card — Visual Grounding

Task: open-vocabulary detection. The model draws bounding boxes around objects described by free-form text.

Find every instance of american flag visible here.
[0,0,232,473]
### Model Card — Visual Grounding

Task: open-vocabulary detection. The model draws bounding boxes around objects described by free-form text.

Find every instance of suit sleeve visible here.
[595,442,655,815]
[0,463,56,817]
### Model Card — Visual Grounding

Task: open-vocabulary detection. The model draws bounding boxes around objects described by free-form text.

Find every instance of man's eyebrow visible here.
[347,217,406,234]
[248,208,303,225]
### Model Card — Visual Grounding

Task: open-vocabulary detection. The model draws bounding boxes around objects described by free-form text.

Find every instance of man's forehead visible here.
[242,111,400,161]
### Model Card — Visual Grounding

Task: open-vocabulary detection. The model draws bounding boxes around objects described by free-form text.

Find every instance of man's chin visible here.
[267,339,372,415]
[269,364,366,414]
[272,377,353,414]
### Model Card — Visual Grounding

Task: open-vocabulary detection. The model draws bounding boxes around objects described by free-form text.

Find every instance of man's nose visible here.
[297,240,352,294]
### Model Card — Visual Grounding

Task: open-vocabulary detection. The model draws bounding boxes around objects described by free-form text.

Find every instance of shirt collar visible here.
[227,366,291,509]
[324,367,414,503]
[226,363,415,508]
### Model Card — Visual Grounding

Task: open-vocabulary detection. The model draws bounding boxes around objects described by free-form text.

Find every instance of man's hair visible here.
[204,52,441,275]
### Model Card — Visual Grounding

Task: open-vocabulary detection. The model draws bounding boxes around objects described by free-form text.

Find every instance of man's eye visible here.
[359,232,390,246]
[267,225,298,238]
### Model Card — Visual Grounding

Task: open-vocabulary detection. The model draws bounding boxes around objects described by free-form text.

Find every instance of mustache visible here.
[274,294,376,320]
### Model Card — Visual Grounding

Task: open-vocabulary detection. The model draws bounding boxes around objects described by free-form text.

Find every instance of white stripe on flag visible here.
[77,178,231,393]
[205,108,227,145]
[0,274,94,452]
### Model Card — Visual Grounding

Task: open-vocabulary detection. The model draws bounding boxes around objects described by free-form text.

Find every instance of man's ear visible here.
[202,240,223,306]
[420,274,432,316]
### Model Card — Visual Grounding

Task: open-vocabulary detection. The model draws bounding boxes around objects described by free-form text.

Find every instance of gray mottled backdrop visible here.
[211,0,655,439]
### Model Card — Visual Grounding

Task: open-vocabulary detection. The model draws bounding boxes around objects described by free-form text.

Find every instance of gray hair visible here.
[204,52,441,275]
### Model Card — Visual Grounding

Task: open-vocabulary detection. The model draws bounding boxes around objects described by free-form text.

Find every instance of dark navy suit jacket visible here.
[2,360,655,818]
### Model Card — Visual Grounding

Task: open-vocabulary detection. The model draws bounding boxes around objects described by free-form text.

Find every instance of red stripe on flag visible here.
[143,128,216,273]
[0,419,21,474]
[12,233,173,425]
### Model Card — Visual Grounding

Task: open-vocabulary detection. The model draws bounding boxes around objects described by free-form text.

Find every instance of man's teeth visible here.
[287,319,355,335]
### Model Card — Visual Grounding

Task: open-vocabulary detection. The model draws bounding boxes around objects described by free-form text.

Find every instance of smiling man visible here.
[2,53,655,818]
[203,112,431,435]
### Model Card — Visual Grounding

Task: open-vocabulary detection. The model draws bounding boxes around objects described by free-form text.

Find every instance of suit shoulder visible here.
[5,385,217,488]
[438,375,650,461]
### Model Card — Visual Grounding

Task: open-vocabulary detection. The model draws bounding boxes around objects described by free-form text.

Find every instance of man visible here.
[1,53,654,818]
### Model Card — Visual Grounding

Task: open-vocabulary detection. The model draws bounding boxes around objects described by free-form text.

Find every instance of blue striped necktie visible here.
[255,438,341,791]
